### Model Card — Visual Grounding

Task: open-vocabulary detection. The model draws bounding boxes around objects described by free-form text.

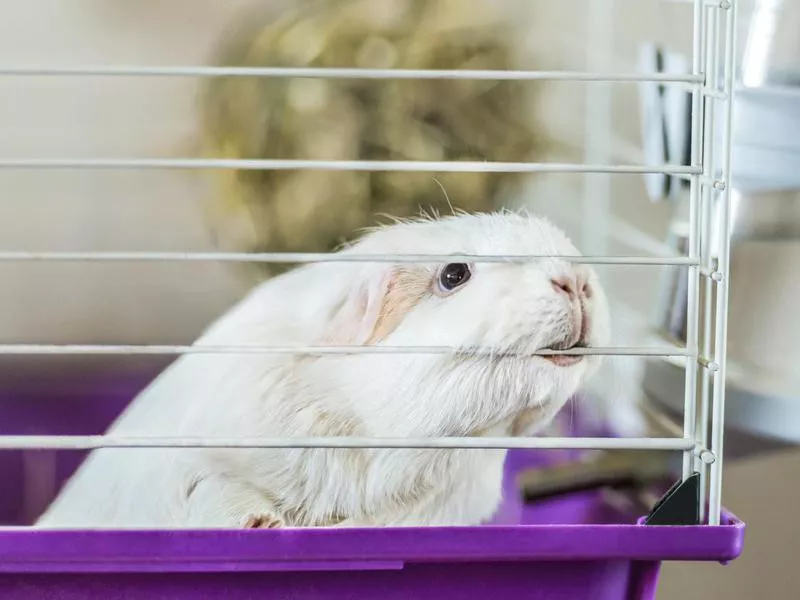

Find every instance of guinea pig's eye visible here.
[437,263,472,293]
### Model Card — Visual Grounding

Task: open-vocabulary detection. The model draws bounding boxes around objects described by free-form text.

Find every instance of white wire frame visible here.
[664,0,737,527]
[0,159,700,173]
[0,436,695,451]
[707,0,737,527]
[0,345,694,357]
[0,0,737,526]
[0,66,703,81]
[697,1,722,526]
[669,0,737,527]
[680,0,706,485]
[0,252,699,265]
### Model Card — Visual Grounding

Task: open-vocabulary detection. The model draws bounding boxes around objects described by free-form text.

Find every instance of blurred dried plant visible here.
[199,0,547,278]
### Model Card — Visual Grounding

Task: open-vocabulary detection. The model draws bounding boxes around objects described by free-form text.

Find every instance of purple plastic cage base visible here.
[0,513,745,600]
[0,363,745,600]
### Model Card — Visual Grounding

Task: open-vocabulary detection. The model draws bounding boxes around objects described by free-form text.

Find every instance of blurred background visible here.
[0,0,798,597]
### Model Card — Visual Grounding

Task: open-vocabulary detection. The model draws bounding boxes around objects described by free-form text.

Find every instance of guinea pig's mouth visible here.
[540,340,588,367]
[455,337,590,366]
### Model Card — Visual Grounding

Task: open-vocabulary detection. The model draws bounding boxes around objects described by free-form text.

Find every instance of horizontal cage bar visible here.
[0,66,705,82]
[0,159,702,174]
[0,435,696,451]
[0,252,700,266]
[0,345,694,357]
[663,0,726,5]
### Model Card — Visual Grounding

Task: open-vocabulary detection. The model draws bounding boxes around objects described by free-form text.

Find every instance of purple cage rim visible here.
[0,511,744,574]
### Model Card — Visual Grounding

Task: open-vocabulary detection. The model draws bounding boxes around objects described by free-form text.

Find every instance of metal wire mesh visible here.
[0,0,738,526]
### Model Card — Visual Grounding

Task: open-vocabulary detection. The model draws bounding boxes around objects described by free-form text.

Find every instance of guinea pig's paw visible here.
[241,511,285,529]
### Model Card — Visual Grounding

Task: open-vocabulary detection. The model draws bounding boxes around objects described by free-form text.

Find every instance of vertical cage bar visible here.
[698,4,721,524]
[709,0,737,526]
[682,0,706,480]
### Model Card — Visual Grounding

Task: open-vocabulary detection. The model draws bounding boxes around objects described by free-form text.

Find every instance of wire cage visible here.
[0,1,744,599]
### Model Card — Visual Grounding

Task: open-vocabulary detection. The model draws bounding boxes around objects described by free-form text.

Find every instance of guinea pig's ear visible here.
[322,265,427,346]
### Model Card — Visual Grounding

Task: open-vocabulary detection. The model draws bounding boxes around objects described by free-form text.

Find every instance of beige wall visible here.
[0,0,263,346]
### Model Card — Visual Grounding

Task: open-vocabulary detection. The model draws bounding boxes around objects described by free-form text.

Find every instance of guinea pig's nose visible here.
[550,275,591,300]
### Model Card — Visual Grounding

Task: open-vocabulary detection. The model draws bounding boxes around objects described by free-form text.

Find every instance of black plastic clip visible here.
[644,472,700,526]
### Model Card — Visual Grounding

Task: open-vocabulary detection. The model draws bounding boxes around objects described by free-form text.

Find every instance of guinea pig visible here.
[35,211,610,529]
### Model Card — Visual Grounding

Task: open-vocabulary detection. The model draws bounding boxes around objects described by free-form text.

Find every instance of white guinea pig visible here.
[36,211,610,529]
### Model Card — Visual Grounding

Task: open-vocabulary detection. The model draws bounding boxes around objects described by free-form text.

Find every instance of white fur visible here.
[35,211,610,529]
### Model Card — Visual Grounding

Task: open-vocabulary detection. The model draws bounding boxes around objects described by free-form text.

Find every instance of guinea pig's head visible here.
[319,211,611,437]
